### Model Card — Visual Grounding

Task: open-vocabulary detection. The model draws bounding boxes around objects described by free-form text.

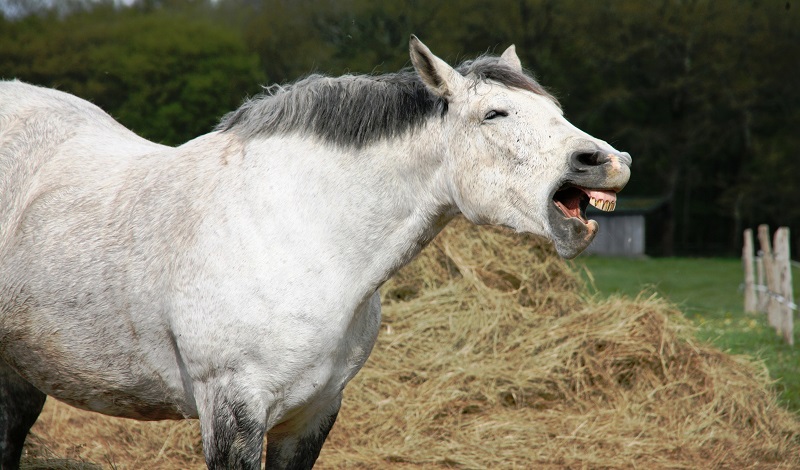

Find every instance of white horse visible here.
[0,36,630,469]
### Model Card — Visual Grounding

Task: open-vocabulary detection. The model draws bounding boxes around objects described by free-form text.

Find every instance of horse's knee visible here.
[265,399,340,470]
[0,361,47,470]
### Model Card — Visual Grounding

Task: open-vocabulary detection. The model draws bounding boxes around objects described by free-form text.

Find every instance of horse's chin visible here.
[551,217,598,259]
[547,201,599,259]
[547,179,621,258]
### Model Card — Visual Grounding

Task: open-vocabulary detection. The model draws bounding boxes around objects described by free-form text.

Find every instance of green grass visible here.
[571,256,800,414]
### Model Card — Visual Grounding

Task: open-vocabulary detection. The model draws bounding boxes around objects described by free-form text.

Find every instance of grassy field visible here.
[572,256,800,413]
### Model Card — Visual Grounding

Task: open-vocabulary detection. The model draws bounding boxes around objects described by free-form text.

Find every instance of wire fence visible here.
[742,226,795,346]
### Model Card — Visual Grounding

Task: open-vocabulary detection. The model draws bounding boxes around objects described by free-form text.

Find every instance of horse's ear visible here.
[409,35,466,99]
[500,45,523,72]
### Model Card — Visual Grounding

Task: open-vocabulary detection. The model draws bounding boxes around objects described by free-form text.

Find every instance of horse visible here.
[0,36,631,469]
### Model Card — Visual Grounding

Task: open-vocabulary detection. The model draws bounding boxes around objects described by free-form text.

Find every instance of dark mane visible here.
[216,55,557,149]
[457,56,558,105]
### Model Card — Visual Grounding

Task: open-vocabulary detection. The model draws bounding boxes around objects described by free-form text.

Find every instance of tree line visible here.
[1,0,798,256]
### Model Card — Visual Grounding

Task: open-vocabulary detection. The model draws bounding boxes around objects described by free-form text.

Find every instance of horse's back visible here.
[0,80,165,253]
[0,80,159,154]
[0,79,164,162]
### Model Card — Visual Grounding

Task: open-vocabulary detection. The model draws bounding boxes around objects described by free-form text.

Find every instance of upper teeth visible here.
[590,197,616,212]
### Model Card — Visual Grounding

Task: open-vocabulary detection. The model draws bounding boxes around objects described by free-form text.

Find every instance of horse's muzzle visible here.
[568,149,631,192]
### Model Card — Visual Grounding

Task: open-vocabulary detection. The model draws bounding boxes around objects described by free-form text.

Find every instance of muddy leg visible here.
[197,385,268,470]
[0,361,46,470]
[265,396,340,470]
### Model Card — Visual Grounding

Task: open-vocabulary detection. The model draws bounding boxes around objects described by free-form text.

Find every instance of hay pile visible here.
[318,219,800,468]
[22,218,800,469]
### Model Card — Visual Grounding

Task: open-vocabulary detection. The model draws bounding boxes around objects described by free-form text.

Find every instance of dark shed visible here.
[584,197,666,257]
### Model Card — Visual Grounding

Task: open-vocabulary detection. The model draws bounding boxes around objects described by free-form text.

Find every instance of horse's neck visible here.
[241,132,454,293]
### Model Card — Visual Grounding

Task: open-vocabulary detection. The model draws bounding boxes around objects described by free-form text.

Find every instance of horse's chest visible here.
[298,292,381,393]
[255,291,382,424]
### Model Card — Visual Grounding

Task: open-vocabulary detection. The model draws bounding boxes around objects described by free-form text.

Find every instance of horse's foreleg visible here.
[265,396,341,470]
[0,361,47,470]
[196,384,268,470]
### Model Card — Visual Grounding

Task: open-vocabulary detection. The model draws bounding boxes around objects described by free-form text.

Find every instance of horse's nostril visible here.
[573,151,602,168]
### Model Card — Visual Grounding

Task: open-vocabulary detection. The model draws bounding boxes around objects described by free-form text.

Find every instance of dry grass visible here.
[22,218,800,469]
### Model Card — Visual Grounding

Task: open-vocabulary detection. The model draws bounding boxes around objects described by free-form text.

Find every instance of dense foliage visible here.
[0,2,264,144]
[1,0,798,255]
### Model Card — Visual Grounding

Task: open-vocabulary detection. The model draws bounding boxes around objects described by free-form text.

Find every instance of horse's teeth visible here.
[589,196,618,212]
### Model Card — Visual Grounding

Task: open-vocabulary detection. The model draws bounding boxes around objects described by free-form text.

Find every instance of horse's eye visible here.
[484,110,508,121]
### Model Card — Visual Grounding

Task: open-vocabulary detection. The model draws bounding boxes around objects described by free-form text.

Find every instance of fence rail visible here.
[743,225,795,346]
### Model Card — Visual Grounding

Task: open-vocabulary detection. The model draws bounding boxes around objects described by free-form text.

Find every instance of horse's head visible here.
[410,36,631,259]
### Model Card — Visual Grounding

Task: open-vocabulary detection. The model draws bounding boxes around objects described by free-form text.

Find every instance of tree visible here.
[0,3,264,145]
[3,0,798,255]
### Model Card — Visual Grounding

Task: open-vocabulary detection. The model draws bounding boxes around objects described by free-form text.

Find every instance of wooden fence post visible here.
[758,225,781,332]
[756,255,767,313]
[774,227,795,346]
[743,229,757,312]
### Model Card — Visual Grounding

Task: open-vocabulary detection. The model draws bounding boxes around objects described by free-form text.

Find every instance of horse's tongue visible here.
[586,189,617,212]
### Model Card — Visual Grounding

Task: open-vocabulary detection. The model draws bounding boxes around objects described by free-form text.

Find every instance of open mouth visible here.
[552,185,618,223]
[546,151,630,259]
